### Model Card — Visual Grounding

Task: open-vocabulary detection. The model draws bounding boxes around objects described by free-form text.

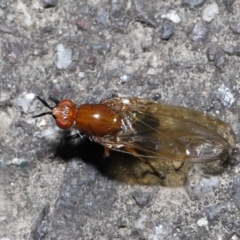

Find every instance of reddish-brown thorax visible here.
[75,104,121,136]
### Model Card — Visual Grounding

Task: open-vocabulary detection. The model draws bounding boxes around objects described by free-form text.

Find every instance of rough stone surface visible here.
[0,0,240,239]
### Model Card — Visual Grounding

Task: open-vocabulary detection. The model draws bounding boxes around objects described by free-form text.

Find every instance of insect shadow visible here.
[52,132,228,187]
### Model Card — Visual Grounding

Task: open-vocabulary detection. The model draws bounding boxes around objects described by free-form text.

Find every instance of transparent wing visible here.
[96,97,235,163]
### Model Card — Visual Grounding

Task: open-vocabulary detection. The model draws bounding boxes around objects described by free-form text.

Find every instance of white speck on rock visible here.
[197,218,208,227]
[216,84,234,107]
[37,127,58,140]
[12,157,28,166]
[155,224,166,235]
[31,1,42,10]
[186,171,220,199]
[147,68,156,75]
[56,44,72,69]
[134,213,148,230]
[120,74,129,83]
[78,72,86,79]
[39,119,46,127]
[161,10,181,24]
[12,92,35,113]
[202,3,219,22]
[16,0,33,27]
[41,127,56,138]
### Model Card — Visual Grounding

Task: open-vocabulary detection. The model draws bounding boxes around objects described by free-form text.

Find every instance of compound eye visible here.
[58,99,74,107]
[55,118,71,129]
[52,99,77,129]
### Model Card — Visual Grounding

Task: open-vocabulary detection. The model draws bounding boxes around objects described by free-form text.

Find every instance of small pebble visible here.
[132,190,150,208]
[119,75,129,84]
[134,213,148,230]
[223,44,234,55]
[42,0,57,8]
[161,10,181,24]
[216,84,234,107]
[197,218,208,227]
[91,42,111,55]
[161,20,175,40]
[234,42,240,56]
[229,22,240,35]
[233,177,240,210]
[205,203,228,221]
[12,92,35,113]
[202,3,219,22]
[207,46,217,61]
[190,23,209,44]
[146,68,156,75]
[182,0,206,9]
[75,18,89,30]
[222,0,235,12]
[56,44,72,69]
[185,170,220,200]
[17,1,33,27]
[214,53,227,69]
[0,1,7,9]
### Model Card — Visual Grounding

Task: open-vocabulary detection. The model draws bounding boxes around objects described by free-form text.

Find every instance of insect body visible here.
[34,97,235,163]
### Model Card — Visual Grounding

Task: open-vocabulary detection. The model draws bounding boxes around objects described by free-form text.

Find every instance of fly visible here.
[33,96,235,164]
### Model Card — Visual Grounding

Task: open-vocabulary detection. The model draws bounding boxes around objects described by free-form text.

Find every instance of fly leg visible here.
[65,133,81,139]
[65,131,88,141]
[104,147,110,158]
[101,147,110,165]
[124,146,165,180]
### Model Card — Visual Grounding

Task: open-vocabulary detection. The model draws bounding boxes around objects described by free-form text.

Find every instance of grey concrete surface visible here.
[0,0,240,239]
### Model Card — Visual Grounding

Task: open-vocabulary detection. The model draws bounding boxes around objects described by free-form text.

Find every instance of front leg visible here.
[104,147,110,158]
[124,146,165,180]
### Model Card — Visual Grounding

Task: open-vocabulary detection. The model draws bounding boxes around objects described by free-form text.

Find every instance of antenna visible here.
[33,96,55,118]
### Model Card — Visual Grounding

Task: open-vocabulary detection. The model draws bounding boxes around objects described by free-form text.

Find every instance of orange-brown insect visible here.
[33,96,235,163]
